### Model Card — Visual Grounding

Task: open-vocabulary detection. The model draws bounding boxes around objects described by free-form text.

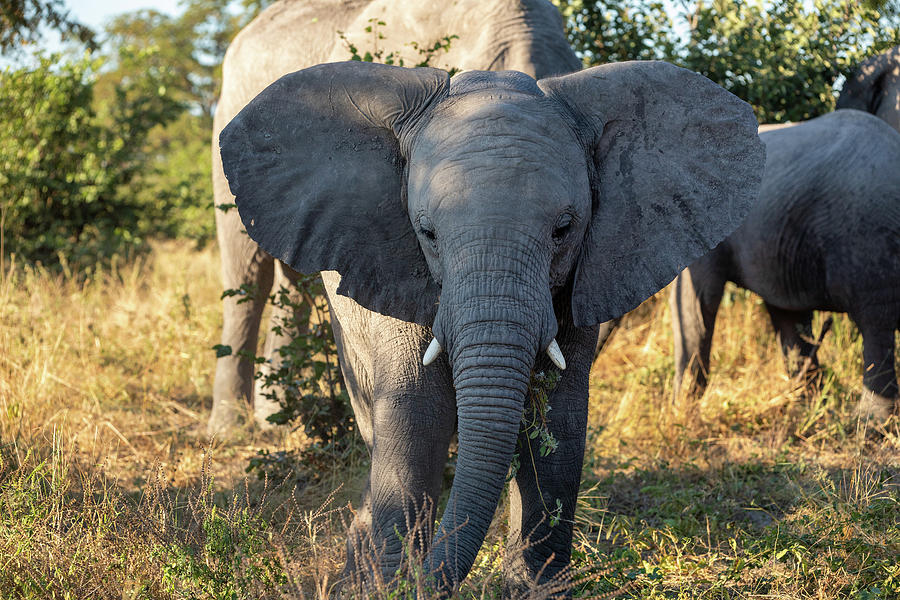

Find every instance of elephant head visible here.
[837,45,900,133]
[219,61,764,588]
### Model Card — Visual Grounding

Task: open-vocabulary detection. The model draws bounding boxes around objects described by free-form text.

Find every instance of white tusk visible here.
[546,339,566,370]
[423,337,442,366]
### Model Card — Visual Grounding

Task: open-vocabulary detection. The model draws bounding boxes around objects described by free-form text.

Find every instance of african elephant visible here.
[209,0,582,435]
[837,45,900,133]
[670,109,900,422]
[218,60,764,593]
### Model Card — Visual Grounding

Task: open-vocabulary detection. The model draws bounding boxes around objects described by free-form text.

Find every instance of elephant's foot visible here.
[502,570,571,599]
[340,530,408,597]
[253,395,283,430]
[206,397,248,438]
[502,544,572,599]
[856,390,895,426]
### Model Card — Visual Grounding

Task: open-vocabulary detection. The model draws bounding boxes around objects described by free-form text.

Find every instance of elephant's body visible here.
[210,0,581,433]
[837,45,900,133]
[219,55,763,593]
[671,110,900,419]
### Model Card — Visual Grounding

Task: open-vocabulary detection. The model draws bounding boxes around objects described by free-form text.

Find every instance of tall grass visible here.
[1,243,897,598]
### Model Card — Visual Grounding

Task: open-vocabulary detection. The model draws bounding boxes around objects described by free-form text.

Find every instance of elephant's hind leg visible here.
[210,206,275,436]
[854,312,898,423]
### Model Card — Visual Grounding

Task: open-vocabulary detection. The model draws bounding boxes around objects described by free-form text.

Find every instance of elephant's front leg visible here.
[503,320,597,596]
[669,258,726,400]
[344,318,457,585]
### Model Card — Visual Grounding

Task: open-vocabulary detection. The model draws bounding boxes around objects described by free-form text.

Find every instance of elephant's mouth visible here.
[421,335,566,370]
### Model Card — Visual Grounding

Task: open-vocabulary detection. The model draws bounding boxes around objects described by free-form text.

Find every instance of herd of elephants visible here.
[203,0,900,593]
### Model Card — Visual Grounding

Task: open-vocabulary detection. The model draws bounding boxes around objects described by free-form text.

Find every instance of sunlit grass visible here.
[1,243,897,598]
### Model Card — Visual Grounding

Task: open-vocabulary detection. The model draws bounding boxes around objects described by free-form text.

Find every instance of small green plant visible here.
[155,504,285,600]
[338,18,460,74]
[215,275,353,458]
[259,276,352,442]
[222,275,358,482]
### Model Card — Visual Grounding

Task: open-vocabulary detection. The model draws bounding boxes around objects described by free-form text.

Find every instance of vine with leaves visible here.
[509,370,565,527]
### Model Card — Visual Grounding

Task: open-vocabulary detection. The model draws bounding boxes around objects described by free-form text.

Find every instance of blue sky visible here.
[68,0,181,29]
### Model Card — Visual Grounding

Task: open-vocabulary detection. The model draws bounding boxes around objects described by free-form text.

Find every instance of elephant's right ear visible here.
[219,62,449,325]
[539,61,765,327]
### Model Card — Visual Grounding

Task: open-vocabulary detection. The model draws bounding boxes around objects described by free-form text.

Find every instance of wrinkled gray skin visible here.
[671,110,900,422]
[837,45,900,133]
[210,0,582,434]
[219,59,764,593]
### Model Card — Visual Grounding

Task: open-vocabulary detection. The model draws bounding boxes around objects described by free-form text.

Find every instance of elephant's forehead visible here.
[411,94,584,181]
[407,95,589,213]
[423,93,573,146]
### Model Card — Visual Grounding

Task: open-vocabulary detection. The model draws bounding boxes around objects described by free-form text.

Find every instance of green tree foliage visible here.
[554,0,677,63]
[103,0,272,121]
[100,8,223,246]
[555,0,900,123]
[0,0,94,54]
[681,0,900,122]
[0,0,278,267]
[0,50,182,266]
[94,0,276,249]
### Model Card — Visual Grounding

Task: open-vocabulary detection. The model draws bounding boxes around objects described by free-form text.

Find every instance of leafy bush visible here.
[554,0,900,123]
[0,49,183,267]
[258,276,353,446]
[241,275,356,482]
[682,0,900,122]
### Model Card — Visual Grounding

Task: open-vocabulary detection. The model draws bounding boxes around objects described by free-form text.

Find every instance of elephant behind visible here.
[670,109,900,422]
[210,0,582,435]
[837,45,900,133]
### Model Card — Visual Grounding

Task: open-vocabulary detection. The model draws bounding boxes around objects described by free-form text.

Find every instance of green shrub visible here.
[554,0,900,123]
[0,49,183,268]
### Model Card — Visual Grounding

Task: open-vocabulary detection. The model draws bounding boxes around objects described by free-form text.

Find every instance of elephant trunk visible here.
[425,238,556,590]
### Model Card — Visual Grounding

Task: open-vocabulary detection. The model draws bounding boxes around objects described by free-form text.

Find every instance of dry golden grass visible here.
[1,242,898,599]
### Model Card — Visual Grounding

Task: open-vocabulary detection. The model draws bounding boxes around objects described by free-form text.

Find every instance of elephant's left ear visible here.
[539,61,765,326]
[219,62,449,325]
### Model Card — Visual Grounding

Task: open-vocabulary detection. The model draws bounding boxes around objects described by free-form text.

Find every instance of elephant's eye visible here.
[418,216,437,246]
[553,213,574,242]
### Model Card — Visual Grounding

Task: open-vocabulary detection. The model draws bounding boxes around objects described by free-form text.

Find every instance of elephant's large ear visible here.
[538,61,765,326]
[219,62,450,325]
[836,46,900,115]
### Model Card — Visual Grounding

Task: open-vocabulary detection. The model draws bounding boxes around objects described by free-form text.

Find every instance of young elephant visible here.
[671,109,900,421]
[220,61,764,593]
